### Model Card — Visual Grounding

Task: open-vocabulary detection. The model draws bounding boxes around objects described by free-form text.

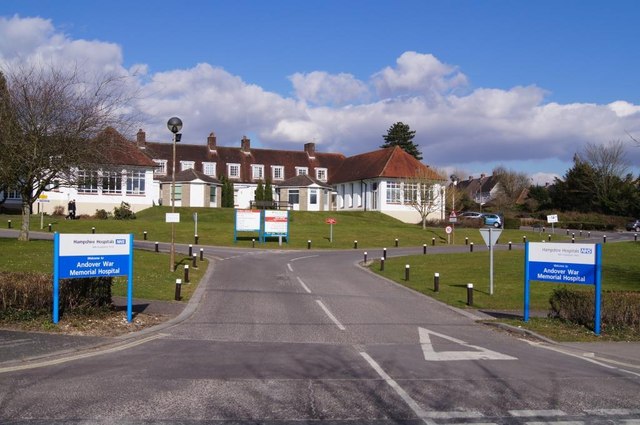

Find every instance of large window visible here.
[126,170,146,195]
[272,165,284,180]
[203,162,216,176]
[209,185,217,204]
[386,181,401,204]
[404,183,418,205]
[77,169,99,194]
[309,189,318,205]
[102,170,122,195]
[288,189,300,205]
[174,184,182,201]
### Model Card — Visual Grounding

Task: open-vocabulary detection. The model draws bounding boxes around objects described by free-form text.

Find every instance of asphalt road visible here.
[1,232,640,424]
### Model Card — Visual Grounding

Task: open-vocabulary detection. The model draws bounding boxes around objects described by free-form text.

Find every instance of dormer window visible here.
[252,164,264,180]
[296,167,308,176]
[203,162,216,176]
[315,168,327,182]
[180,161,195,171]
[228,163,240,179]
[272,165,284,181]
[153,159,167,175]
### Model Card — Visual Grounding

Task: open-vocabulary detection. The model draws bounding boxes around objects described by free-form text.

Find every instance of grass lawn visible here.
[372,241,640,340]
[0,238,208,301]
[1,208,562,250]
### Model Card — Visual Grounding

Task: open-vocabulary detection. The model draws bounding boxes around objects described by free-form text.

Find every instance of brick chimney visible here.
[480,173,486,179]
[136,129,146,147]
[207,132,217,151]
[304,142,316,158]
[241,136,250,153]
[468,176,473,181]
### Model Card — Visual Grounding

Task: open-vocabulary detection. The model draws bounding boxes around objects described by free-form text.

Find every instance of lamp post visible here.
[450,174,458,244]
[167,117,183,272]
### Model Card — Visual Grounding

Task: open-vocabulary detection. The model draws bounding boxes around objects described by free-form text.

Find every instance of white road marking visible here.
[585,408,640,416]
[359,351,437,425]
[315,300,345,331]
[419,327,517,361]
[0,339,32,348]
[287,263,293,272]
[297,277,312,293]
[422,410,484,419]
[0,333,166,373]
[510,409,567,417]
[524,422,581,425]
[290,255,319,262]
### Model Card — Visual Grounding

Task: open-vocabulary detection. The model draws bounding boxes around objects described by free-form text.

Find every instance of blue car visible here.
[483,213,502,228]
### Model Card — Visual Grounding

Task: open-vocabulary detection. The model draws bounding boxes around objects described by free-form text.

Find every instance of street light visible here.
[450,174,458,244]
[167,117,183,272]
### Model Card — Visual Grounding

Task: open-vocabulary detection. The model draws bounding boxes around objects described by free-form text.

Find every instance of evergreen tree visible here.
[255,181,264,202]
[264,179,273,202]
[381,122,422,160]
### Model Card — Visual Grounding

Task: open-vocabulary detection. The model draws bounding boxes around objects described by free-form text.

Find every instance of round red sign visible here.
[325,218,337,224]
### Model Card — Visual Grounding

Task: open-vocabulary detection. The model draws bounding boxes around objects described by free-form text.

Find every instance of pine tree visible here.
[381,122,422,160]
[264,179,273,202]
[255,181,264,202]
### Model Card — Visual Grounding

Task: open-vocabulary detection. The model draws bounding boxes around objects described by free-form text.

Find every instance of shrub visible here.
[503,217,520,229]
[0,271,112,318]
[549,287,640,332]
[53,205,65,216]
[94,209,110,220]
[113,202,136,220]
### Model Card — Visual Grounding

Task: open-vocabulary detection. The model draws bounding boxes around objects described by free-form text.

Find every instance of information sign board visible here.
[547,214,559,224]
[264,210,289,237]
[234,209,262,243]
[166,213,180,223]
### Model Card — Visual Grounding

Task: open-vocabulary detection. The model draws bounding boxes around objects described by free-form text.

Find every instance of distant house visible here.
[457,174,500,206]
[7,128,158,217]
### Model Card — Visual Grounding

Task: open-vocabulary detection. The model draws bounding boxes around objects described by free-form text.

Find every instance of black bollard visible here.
[465,237,469,246]
[548,234,551,242]
[588,231,591,238]
[380,257,385,271]
[184,265,190,283]
[395,238,399,248]
[7,220,11,229]
[200,248,204,261]
[470,242,474,252]
[192,253,197,268]
[174,279,182,301]
[404,264,410,281]
[509,241,512,250]
[467,283,474,306]
[194,235,199,244]
[635,234,638,242]
[188,244,193,257]
[307,240,311,250]
[603,235,607,244]
[354,240,358,249]
[92,227,95,234]
[434,272,440,293]
[572,237,575,243]
[523,236,527,244]
[364,251,367,263]
[143,231,147,240]
[432,237,435,246]
[155,242,159,253]
[383,247,387,259]
[566,229,570,236]
[252,238,255,248]
[48,223,52,232]
[423,244,427,255]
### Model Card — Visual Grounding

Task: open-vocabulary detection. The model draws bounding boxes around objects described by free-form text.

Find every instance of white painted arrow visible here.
[419,327,517,361]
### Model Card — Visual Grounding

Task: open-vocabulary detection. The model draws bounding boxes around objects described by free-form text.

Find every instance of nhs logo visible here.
[115,239,127,245]
[580,248,593,254]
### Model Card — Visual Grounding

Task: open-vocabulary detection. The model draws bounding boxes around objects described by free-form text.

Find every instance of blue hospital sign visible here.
[57,234,131,278]
[527,243,596,285]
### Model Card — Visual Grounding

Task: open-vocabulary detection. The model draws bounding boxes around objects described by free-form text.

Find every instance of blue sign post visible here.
[524,242,602,334]
[53,233,134,324]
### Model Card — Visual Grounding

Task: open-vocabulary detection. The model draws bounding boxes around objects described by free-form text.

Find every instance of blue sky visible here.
[1,0,639,184]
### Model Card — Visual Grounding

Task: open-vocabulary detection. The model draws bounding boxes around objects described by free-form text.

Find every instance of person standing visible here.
[68,199,76,219]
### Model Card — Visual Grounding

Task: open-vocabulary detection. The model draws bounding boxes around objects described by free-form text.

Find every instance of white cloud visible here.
[2,16,640,177]
[289,71,370,105]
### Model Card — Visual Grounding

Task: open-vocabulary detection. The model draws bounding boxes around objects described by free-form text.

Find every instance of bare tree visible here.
[403,167,446,229]
[0,64,135,241]
[492,166,530,211]
[579,140,630,211]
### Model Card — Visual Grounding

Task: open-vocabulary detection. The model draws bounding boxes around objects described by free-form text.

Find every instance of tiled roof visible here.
[331,146,442,183]
[278,174,331,188]
[92,128,156,167]
[158,168,219,184]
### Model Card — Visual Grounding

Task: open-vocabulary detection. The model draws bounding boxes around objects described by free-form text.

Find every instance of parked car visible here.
[459,211,483,219]
[483,213,502,228]
[626,219,640,232]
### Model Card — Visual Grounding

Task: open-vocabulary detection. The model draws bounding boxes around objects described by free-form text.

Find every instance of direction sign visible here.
[547,214,559,224]
[325,218,337,225]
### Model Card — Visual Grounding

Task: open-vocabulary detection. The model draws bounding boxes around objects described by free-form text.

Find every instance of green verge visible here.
[372,241,640,341]
[1,208,566,250]
[0,238,208,301]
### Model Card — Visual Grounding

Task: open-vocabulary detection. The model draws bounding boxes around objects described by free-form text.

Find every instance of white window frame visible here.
[228,163,241,179]
[252,164,264,180]
[77,169,99,194]
[315,168,327,182]
[153,159,167,175]
[126,169,146,195]
[102,169,123,195]
[272,165,284,181]
[180,160,195,171]
[386,181,402,204]
[295,166,308,176]
[203,162,216,176]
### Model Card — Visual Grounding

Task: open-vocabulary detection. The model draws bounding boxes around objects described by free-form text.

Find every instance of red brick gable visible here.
[92,127,156,167]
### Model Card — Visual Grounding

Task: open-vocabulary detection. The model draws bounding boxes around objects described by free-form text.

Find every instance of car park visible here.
[483,213,502,228]
[626,219,640,232]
